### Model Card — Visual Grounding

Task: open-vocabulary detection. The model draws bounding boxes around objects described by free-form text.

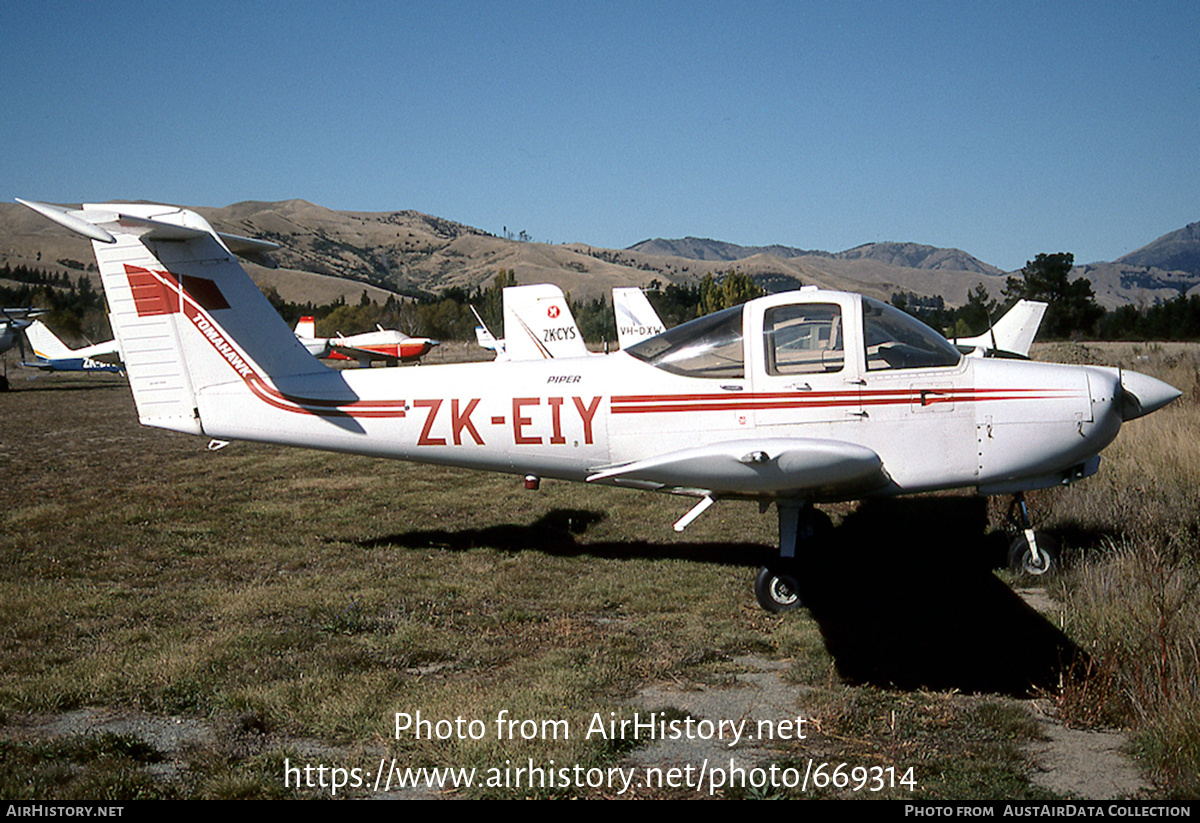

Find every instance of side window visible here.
[862,298,962,371]
[764,304,844,375]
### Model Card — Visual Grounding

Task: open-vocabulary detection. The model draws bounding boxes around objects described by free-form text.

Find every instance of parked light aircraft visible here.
[294,315,438,367]
[22,320,123,373]
[1,308,44,357]
[21,199,1182,611]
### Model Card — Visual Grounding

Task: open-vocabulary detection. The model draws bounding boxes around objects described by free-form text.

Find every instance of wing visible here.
[587,438,888,498]
[328,342,400,367]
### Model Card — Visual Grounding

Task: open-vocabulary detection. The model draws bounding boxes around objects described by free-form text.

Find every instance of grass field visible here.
[0,342,1196,799]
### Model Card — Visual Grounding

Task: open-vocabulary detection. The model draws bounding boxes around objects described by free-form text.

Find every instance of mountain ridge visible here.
[2,200,1198,310]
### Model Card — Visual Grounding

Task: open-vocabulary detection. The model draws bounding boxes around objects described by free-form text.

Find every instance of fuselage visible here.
[20,200,1178,510]
[193,290,1129,501]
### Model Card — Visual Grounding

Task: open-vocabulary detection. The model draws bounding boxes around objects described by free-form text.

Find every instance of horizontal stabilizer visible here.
[16,200,279,262]
[587,438,886,496]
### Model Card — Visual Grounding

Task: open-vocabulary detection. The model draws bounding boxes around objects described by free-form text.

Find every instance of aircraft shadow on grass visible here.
[362,496,1082,697]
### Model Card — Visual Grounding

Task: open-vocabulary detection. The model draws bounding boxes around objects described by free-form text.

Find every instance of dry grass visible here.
[1026,343,1200,797]
[3,346,1197,798]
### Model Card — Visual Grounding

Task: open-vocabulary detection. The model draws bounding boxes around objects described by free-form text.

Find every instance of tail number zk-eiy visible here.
[415,397,602,447]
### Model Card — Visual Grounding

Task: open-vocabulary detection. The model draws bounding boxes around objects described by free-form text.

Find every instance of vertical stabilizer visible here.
[20,200,323,434]
[501,284,589,359]
[613,287,666,349]
[23,320,74,360]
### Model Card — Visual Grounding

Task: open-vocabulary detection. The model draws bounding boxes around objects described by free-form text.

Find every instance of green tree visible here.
[1003,253,1102,338]
[699,269,765,314]
[958,284,1000,336]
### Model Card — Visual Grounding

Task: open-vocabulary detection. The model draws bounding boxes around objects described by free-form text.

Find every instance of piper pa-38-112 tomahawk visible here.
[20,199,1183,611]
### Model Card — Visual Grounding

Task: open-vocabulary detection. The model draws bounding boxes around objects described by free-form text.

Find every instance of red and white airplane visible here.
[294,316,438,367]
[20,199,1181,611]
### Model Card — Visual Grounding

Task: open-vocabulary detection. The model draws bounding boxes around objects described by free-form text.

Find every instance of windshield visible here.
[625,304,744,378]
[862,297,961,371]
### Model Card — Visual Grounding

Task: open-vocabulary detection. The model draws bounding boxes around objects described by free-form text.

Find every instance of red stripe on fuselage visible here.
[610,387,1085,414]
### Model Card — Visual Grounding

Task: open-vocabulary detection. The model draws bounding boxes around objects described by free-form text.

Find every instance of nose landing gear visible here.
[1006,492,1058,576]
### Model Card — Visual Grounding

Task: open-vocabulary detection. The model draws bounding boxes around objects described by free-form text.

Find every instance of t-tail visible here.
[17,199,336,435]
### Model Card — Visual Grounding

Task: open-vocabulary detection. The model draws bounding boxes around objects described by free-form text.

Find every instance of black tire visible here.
[755,565,802,613]
[0,374,8,392]
[1008,532,1058,576]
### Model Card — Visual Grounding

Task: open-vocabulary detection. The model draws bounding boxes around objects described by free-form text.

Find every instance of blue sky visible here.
[3,1,1196,272]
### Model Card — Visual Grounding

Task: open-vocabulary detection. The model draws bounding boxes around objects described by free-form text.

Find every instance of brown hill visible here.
[3,199,1196,309]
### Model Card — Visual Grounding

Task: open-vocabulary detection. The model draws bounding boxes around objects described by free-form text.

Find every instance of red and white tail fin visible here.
[18,200,322,434]
[295,316,316,339]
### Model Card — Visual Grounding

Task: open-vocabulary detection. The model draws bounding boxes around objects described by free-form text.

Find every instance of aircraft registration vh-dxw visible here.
[19,199,1183,612]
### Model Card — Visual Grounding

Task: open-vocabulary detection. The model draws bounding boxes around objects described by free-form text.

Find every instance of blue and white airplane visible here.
[22,320,123,374]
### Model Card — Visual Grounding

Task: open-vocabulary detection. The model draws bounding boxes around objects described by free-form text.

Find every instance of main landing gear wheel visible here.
[1008,531,1059,576]
[755,564,802,613]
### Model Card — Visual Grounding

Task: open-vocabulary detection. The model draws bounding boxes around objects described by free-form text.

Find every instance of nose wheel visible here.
[1006,493,1059,576]
[1008,530,1059,576]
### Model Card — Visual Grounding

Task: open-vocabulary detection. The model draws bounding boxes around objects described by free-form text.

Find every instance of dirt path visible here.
[628,652,1148,799]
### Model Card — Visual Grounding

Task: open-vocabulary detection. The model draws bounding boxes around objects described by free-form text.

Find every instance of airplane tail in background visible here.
[295,316,316,339]
[23,320,74,361]
[613,287,665,349]
[957,300,1048,358]
[501,284,589,360]
[987,300,1048,357]
[18,200,323,434]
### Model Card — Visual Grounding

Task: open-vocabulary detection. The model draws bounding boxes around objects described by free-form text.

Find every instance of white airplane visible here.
[294,315,439,367]
[22,320,124,374]
[613,287,666,349]
[472,284,589,361]
[21,199,1182,612]
[955,300,1048,359]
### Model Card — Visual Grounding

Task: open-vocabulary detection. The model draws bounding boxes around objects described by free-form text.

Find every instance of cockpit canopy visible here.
[626,292,960,378]
[625,304,745,378]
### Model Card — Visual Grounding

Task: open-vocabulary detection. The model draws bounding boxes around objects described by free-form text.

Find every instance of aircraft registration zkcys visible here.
[19,199,1183,611]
